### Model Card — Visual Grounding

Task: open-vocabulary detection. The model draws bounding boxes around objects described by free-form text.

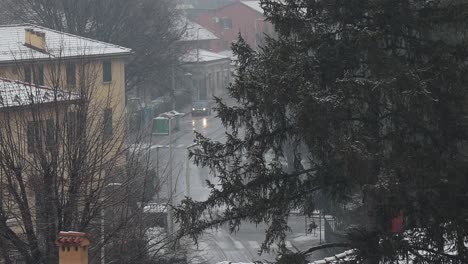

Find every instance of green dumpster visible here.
[152,117,169,135]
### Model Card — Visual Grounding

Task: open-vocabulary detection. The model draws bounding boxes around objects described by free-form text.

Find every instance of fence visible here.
[323,215,348,243]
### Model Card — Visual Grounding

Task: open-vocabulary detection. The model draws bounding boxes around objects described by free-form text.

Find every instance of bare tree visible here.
[0,0,184,99]
[0,43,183,263]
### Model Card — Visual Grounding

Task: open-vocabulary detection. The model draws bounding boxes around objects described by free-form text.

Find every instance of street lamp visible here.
[168,118,174,235]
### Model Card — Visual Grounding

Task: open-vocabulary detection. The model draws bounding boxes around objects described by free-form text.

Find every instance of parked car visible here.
[191,100,211,116]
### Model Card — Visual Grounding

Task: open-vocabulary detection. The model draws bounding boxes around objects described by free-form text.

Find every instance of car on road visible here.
[191,100,211,116]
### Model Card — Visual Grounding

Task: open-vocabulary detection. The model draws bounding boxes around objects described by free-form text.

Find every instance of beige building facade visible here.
[0,24,132,129]
[0,24,132,263]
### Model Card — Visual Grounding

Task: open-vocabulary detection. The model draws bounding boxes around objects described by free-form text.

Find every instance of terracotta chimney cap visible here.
[56,231,90,247]
[58,231,88,237]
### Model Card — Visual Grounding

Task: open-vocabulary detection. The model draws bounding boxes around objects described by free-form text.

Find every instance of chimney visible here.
[56,231,90,264]
[24,28,46,51]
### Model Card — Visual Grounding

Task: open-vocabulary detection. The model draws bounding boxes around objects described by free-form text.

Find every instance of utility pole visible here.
[156,146,160,202]
[185,151,190,198]
[168,118,174,235]
[185,143,198,198]
[196,28,200,101]
[196,28,200,65]
[171,67,176,110]
[319,211,322,244]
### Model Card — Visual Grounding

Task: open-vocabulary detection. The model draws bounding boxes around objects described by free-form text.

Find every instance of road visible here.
[146,110,327,263]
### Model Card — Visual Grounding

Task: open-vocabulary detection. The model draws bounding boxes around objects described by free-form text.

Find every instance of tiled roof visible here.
[178,18,219,42]
[0,24,132,64]
[240,1,264,14]
[0,78,79,108]
[180,49,229,63]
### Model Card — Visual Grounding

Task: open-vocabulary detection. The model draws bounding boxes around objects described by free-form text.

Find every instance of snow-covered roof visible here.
[311,250,356,264]
[0,24,132,64]
[215,249,356,264]
[176,3,194,10]
[240,1,264,14]
[180,49,230,63]
[218,50,239,67]
[0,78,79,108]
[218,49,237,60]
[143,203,167,213]
[178,18,219,42]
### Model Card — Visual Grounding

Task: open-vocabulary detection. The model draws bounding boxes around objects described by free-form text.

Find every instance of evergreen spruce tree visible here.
[176,0,468,262]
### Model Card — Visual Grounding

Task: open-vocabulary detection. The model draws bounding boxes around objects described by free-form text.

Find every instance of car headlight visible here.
[203,108,206,111]
[192,108,195,111]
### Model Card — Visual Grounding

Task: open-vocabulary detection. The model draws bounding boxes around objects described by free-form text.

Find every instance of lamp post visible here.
[171,67,176,110]
[168,118,174,235]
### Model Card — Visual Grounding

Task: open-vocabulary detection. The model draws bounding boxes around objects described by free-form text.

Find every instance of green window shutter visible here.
[66,63,76,87]
[27,121,41,153]
[27,121,34,153]
[103,60,112,83]
[24,66,32,83]
[36,65,44,85]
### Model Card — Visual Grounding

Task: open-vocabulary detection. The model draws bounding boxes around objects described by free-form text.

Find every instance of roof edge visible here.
[239,1,264,14]
[0,77,80,95]
[0,51,134,66]
[0,23,133,53]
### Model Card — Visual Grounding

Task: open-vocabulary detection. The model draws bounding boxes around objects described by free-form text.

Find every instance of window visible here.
[103,108,113,138]
[224,69,229,88]
[210,74,214,96]
[66,63,76,87]
[222,18,232,29]
[103,60,112,83]
[207,73,212,96]
[27,121,41,153]
[24,66,32,83]
[36,65,44,86]
[24,65,44,85]
[199,78,207,100]
[46,119,55,147]
[65,111,78,140]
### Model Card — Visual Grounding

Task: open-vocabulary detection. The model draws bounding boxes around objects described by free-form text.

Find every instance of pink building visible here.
[194,1,274,52]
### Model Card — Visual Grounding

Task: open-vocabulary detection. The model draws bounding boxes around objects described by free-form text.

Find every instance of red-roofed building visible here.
[194,1,275,52]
